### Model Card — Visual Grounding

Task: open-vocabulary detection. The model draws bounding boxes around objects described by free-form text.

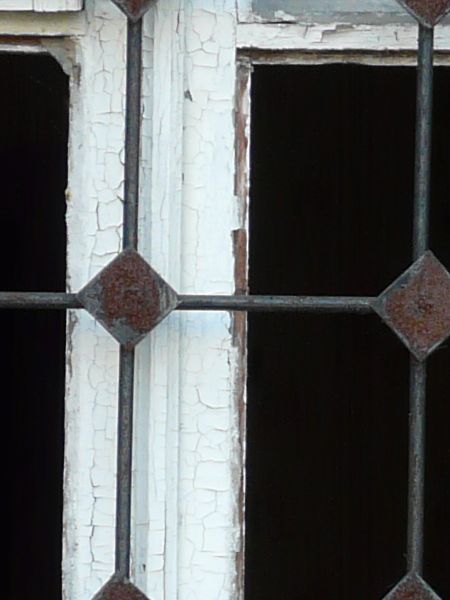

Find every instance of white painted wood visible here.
[33,0,83,11]
[134,2,243,599]
[176,4,241,597]
[237,21,450,51]
[253,0,403,12]
[62,1,127,598]
[133,2,185,598]
[0,0,33,9]
[237,0,252,22]
[0,0,82,11]
[0,12,84,36]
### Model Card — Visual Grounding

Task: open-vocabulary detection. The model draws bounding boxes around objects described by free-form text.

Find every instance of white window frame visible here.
[234,7,450,600]
[0,0,82,11]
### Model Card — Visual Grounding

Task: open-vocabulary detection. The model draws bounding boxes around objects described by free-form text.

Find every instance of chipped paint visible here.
[61,2,127,598]
[0,0,82,11]
[243,0,450,26]
[237,21,450,52]
[230,57,251,600]
[165,3,242,599]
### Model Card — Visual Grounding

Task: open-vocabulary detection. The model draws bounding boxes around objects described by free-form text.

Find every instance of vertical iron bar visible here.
[116,347,136,578]
[115,17,143,580]
[123,18,143,250]
[408,358,427,574]
[407,23,434,576]
[413,24,433,261]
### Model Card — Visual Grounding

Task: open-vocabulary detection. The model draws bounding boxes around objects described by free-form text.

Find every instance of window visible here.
[2,1,450,598]
[246,62,450,599]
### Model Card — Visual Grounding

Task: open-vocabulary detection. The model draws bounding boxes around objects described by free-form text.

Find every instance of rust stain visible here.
[231,229,248,600]
[374,252,450,360]
[78,249,178,349]
[232,62,251,346]
[111,0,154,21]
[0,36,40,46]
[397,0,450,26]
[99,251,163,334]
[233,229,248,297]
[93,578,150,600]
[234,62,251,206]
[231,62,251,600]
[383,573,442,599]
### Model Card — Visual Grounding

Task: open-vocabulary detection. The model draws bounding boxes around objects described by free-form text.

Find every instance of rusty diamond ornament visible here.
[111,0,154,22]
[78,249,178,349]
[92,577,150,600]
[382,573,442,599]
[374,251,450,360]
[396,0,450,27]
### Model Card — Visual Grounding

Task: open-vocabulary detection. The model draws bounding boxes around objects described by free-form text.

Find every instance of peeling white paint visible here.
[3,1,450,599]
[176,5,240,599]
[237,21,450,51]
[62,1,127,598]
[133,4,241,597]
[0,0,82,11]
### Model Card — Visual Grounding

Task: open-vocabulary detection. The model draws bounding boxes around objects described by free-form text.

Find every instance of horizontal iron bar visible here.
[0,292,375,314]
[177,295,375,313]
[0,292,81,309]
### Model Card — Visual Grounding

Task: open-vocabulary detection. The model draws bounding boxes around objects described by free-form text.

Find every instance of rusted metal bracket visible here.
[78,249,178,350]
[396,0,450,27]
[383,572,442,599]
[374,252,450,361]
[111,0,155,22]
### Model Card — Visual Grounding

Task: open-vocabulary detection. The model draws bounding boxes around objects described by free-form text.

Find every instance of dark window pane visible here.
[247,64,450,600]
[1,54,68,599]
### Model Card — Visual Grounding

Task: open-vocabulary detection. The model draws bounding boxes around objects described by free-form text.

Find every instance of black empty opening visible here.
[1,54,68,598]
[246,65,450,599]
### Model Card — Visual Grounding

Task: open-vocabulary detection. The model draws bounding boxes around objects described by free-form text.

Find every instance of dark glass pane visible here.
[249,65,416,297]
[0,54,68,599]
[247,64,423,600]
[424,65,450,598]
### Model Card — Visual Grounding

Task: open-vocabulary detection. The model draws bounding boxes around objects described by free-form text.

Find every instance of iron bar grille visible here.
[2,1,450,598]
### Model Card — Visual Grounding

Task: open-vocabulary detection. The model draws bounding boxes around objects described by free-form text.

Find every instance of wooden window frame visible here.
[0,0,83,11]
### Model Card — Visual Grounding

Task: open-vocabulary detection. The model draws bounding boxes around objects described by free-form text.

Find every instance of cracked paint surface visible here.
[62,1,127,598]
[178,4,240,599]
[245,0,450,26]
[132,2,242,599]
[237,20,450,52]
[0,0,82,11]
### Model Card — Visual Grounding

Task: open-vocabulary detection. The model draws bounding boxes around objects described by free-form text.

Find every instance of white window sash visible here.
[0,0,82,11]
